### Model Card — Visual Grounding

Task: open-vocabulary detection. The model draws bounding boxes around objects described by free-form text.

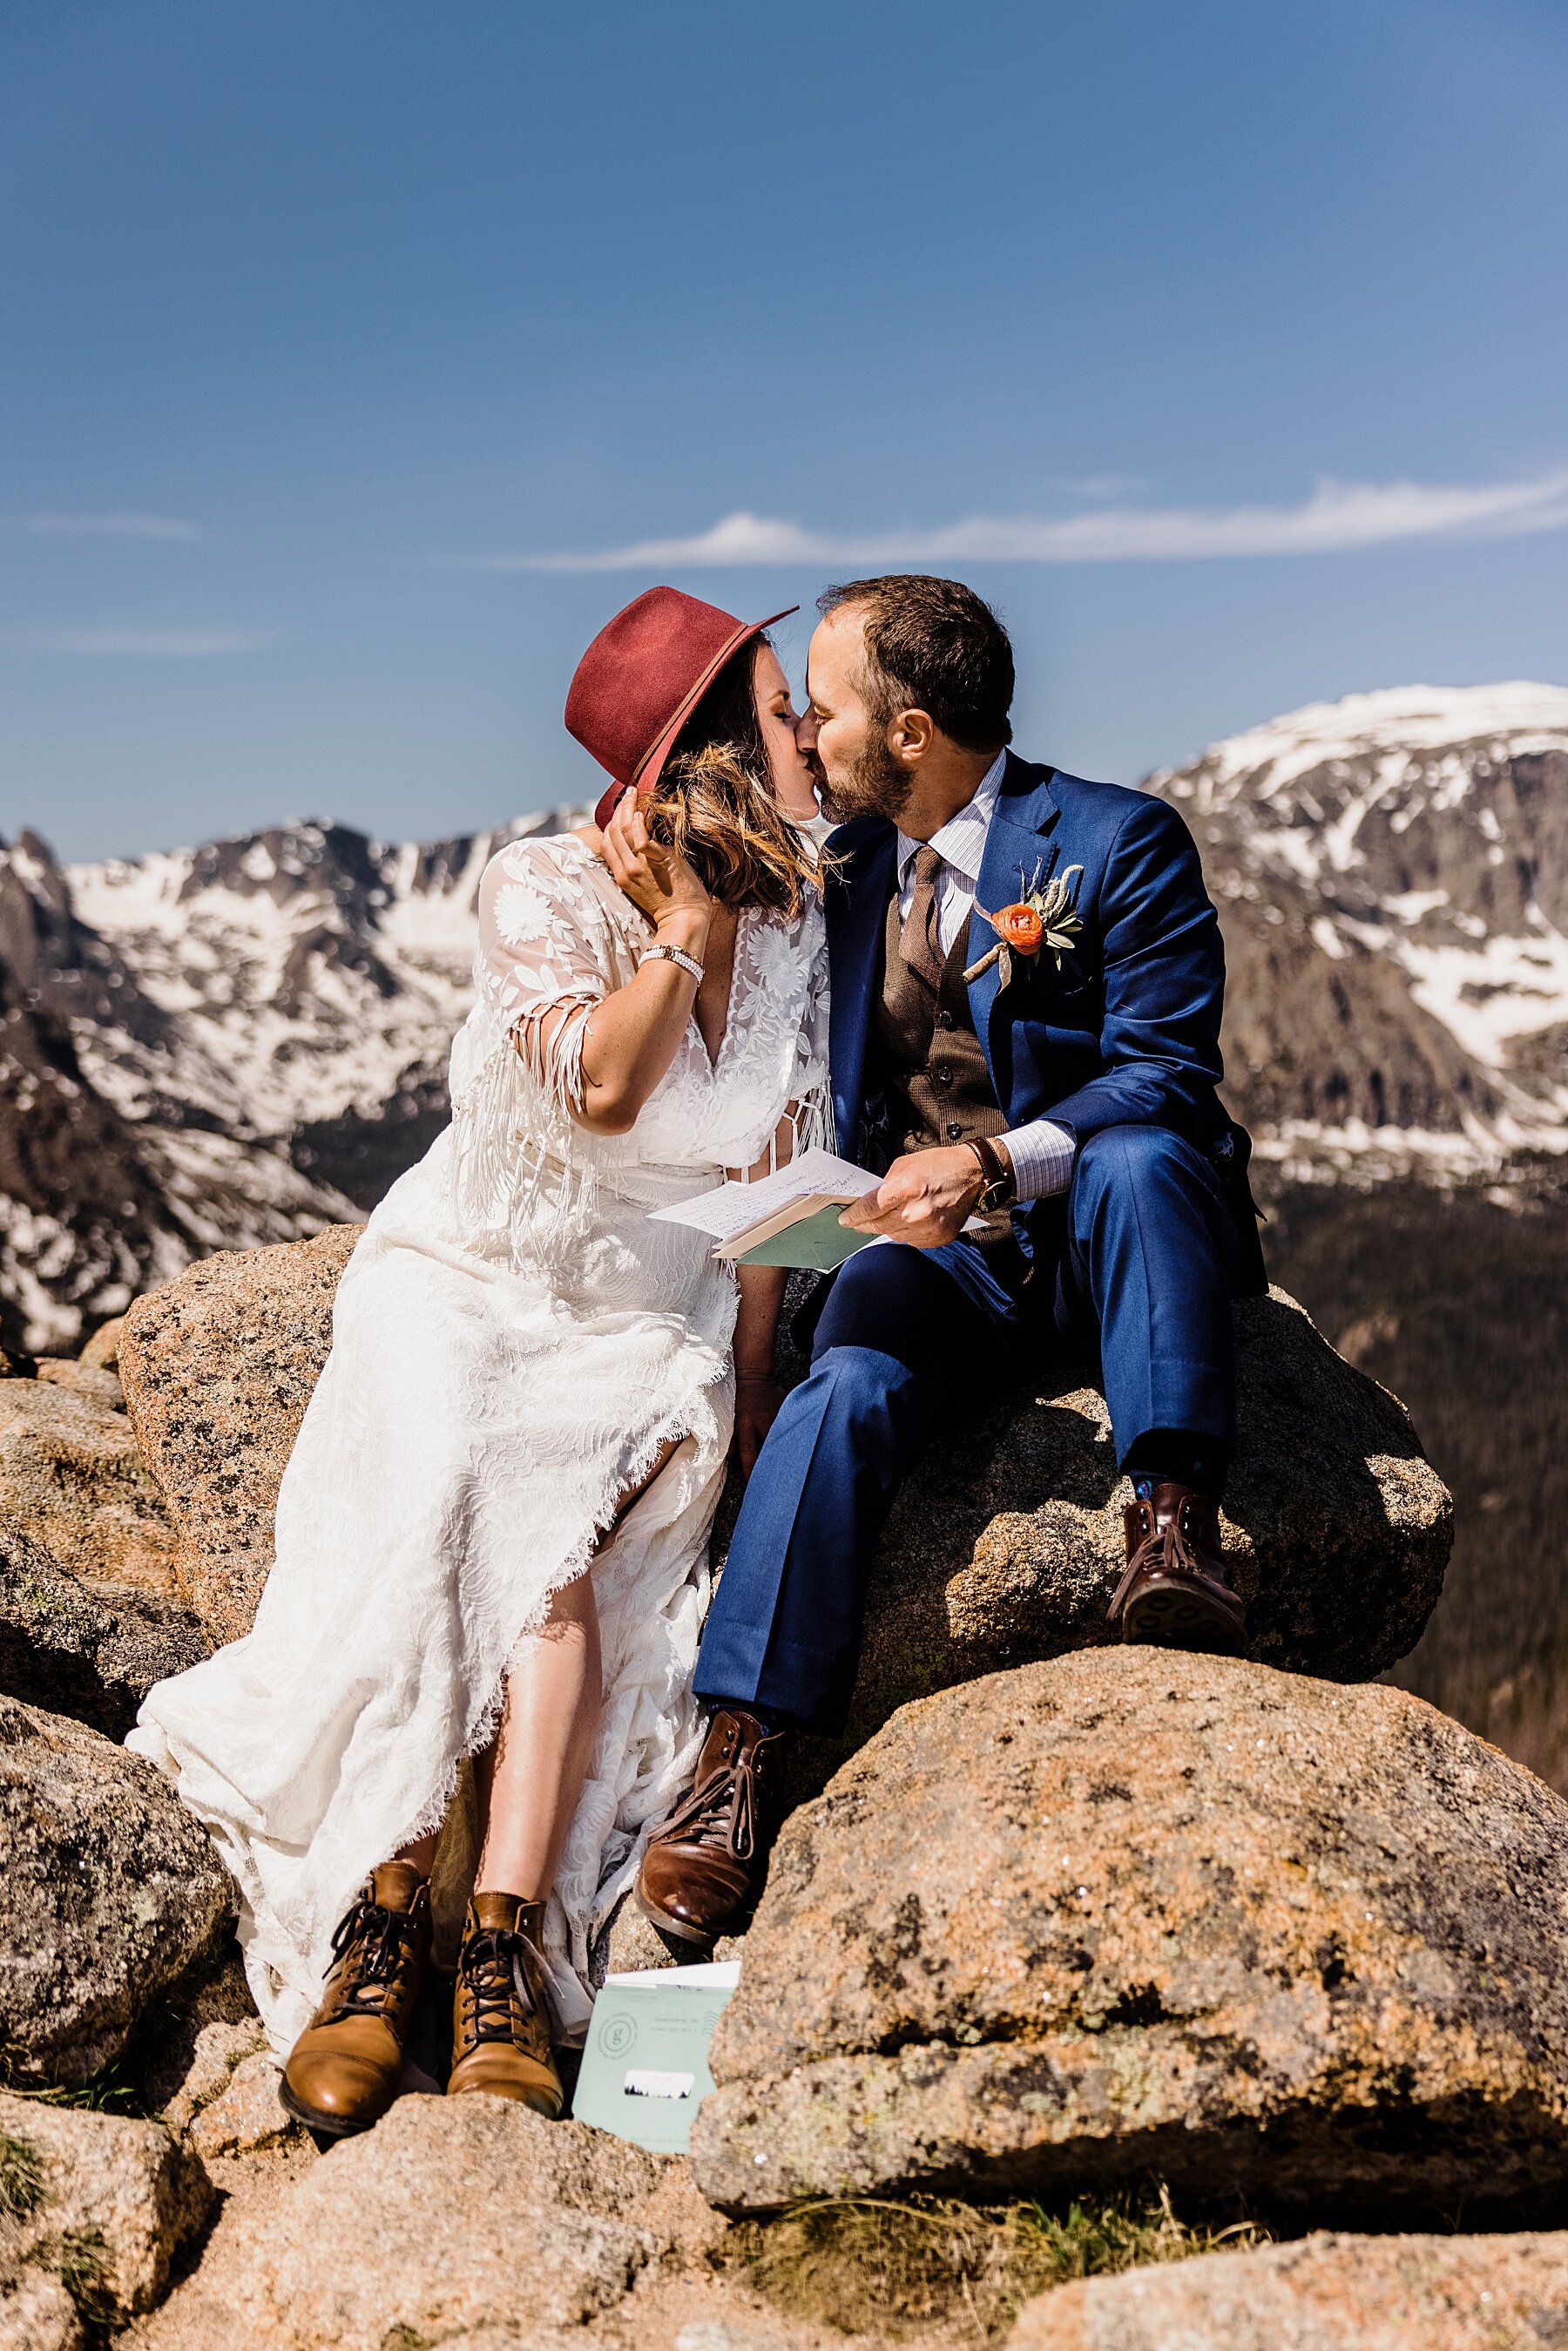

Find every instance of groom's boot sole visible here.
[1120,1577,1246,1657]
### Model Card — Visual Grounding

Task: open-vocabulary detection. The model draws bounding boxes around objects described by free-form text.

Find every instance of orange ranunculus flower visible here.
[991,901,1045,952]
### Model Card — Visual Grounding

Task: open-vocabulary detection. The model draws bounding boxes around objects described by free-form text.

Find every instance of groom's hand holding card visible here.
[648,1146,885,1271]
[648,1144,988,1270]
[835,1142,993,1251]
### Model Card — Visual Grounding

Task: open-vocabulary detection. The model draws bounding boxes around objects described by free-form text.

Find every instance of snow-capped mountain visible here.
[0,807,588,1348]
[1150,683,1568,1176]
[65,813,598,1203]
[3,679,1565,1345]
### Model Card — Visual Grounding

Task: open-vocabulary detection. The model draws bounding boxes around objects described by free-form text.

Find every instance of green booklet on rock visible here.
[571,1958,740,2154]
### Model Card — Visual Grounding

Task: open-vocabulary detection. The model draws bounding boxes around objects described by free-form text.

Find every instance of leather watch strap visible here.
[967,1135,1016,1212]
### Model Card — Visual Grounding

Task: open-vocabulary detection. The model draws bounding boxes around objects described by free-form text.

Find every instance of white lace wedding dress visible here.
[128,831,829,2056]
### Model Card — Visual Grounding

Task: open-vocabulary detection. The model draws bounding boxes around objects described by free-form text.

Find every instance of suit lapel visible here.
[968,755,1061,1112]
[828,823,897,1152]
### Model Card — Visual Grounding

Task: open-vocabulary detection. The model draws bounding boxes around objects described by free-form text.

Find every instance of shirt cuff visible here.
[1000,1120,1076,1203]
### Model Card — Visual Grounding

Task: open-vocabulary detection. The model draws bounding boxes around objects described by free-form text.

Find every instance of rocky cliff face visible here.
[1152,682,1568,1176]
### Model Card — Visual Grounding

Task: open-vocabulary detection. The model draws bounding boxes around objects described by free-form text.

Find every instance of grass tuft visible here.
[0,2129,45,2217]
[45,2225,117,2334]
[4,2062,141,2115]
[723,2184,1262,2341]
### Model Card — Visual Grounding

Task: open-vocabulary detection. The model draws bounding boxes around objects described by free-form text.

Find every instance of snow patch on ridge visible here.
[1152,681,1568,1174]
[1159,682,1568,808]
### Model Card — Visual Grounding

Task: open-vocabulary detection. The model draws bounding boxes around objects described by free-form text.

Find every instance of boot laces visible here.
[657,1750,760,1860]
[462,1924,550,2047]
[1109,1507,1218,1621]
[324,1895,418,2019]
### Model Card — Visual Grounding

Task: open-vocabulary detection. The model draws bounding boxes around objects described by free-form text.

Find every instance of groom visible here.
[637,573,1267,1948]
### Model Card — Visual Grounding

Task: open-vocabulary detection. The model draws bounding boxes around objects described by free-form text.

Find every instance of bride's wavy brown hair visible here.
[645,639,823,918]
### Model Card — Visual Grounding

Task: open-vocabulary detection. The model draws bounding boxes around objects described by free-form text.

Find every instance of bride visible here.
[128,586,829,2135]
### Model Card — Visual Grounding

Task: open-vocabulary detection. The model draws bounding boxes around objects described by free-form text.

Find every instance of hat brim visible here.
[591,605,799,832]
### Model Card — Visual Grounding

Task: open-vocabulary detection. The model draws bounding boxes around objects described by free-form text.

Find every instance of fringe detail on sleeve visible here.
[447,999,601,1270]
[787,1074,835,1162]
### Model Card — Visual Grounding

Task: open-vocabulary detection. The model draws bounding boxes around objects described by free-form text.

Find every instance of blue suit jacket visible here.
[824,752,1260,1280]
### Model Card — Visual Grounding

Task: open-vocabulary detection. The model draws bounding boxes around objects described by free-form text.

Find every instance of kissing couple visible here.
[129,573,1265,2136]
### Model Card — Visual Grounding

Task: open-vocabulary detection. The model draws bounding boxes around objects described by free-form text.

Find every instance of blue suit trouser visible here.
[693,1123,1240,1733]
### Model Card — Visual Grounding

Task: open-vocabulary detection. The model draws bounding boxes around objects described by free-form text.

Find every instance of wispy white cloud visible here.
[17,511,203,541]
[12,627,268,657]
[479,469,1568,573]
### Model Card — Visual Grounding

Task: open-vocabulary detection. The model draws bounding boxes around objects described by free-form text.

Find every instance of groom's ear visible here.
[889,706,936,767]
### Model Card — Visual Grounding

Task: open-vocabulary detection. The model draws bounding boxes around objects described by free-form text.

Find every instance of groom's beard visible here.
[820,732,914,826]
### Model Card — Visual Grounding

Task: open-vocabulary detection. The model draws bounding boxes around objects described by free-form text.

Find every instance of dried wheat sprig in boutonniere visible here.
[964,864,1085,986]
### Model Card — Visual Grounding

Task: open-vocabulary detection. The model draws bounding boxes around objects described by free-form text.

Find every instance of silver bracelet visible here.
[641,941,704,983]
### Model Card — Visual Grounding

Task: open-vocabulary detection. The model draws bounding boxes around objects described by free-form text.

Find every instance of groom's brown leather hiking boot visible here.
[280,1861,430,2136]
[637,1708,787,1948]
[1108,1482,1247,1657]
[446,1892,563,2116]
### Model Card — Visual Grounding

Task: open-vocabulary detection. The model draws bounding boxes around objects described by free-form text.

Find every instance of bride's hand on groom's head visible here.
[839,1147,988,1250]
[600,787,713,939]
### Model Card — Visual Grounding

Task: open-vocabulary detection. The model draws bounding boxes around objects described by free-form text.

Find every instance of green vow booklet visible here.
[726,1202,877,1270]
[571,1959,740,2153]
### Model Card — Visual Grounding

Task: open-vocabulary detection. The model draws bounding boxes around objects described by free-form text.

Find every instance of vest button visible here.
[945,1121,963,1141]
[935,1010,953,1028]
[934,1067,952,1087]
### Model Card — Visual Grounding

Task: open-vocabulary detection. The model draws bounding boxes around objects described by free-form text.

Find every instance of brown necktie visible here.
[901,843,944,991]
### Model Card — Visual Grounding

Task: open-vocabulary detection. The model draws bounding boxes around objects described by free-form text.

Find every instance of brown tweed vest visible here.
[869,889,1012,1243]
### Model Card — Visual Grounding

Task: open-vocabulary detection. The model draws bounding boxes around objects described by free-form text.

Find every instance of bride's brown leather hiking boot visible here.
[446,1892,564,2116]
[280,1861,431,2136]
[636,1708,787,1948]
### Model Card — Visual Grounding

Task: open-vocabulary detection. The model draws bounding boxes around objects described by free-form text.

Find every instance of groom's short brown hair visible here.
[817,575,1014,751]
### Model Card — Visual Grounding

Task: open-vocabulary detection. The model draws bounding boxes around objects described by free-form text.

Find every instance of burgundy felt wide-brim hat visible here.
[565,586,798,832]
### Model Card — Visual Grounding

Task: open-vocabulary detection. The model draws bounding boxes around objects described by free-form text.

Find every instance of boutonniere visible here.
[964,864,1085,986]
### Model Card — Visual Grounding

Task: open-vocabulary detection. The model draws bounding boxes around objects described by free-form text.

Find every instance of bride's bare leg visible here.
[389,1436,686,1904]
[472,1431,684,1893]
[473,1569,602,1898]
[443,1437,687,2111]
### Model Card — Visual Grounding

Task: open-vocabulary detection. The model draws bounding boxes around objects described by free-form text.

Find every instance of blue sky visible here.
[3,0,1566,863]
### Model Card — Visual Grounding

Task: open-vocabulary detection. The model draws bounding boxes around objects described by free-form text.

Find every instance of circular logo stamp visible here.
[598,2012,637,2059]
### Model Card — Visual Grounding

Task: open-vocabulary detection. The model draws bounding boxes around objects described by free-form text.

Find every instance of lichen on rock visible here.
[0,1376,177,1597]
[0,1697,233,2086]
[118,1225,359,1645]
[139,2095,670,2348]
[0,1517,206,1740]
[1005,2226,1568,2349]
[0,2090,212,2321]
[693,1649,1568,2216]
